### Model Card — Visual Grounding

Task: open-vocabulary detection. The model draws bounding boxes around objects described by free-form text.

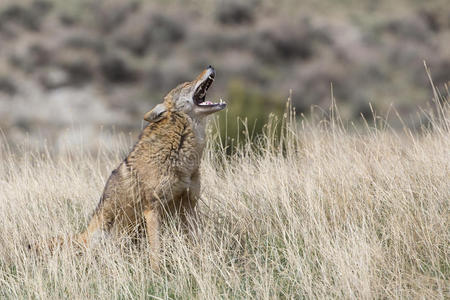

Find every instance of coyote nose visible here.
[207,65,214,71]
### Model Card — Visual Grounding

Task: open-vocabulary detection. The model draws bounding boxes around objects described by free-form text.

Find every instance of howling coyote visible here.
[73,66,225,269]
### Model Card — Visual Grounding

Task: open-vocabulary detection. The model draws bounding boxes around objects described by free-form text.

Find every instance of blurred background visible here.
[0,0,449,151]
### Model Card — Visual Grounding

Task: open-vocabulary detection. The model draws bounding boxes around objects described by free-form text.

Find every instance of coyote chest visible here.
[125,112,203,201]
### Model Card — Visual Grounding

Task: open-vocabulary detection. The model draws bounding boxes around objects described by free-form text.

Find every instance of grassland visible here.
[0,89,448,299]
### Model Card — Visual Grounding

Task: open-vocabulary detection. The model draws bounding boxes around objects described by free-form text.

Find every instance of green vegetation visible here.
[217,81,285,152]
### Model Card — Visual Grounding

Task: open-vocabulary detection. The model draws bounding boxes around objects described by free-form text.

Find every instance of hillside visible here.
[0,0,449,150]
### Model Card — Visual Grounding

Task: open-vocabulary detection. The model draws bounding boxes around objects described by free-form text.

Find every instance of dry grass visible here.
[0,96,449,298]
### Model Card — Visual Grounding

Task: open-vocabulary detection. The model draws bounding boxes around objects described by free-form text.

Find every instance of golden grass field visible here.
[0,91,449,298]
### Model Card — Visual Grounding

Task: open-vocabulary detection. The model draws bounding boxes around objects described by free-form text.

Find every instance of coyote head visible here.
[144,66,226,123]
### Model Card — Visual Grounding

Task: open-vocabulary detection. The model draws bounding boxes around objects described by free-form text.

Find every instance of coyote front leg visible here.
[143,208,160,271]
[180,170,200,231]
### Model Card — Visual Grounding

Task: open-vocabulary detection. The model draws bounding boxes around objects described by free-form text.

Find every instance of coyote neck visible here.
[191,117,207,153]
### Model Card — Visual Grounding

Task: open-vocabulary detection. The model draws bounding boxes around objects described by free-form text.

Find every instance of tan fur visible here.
[43,67,224,270]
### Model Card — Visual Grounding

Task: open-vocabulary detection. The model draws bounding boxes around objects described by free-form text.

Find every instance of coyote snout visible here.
[43,66,226,270]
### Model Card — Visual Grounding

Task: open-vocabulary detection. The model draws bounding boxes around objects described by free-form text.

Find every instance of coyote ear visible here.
[144,103,167,123]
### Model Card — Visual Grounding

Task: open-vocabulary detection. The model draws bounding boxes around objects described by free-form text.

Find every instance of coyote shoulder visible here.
[74,66,225,269]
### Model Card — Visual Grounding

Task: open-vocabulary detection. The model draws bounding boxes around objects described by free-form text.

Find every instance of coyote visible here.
[58,66,224,269]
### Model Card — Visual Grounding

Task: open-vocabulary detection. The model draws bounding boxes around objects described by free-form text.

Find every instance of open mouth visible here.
[193,68,226,109]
